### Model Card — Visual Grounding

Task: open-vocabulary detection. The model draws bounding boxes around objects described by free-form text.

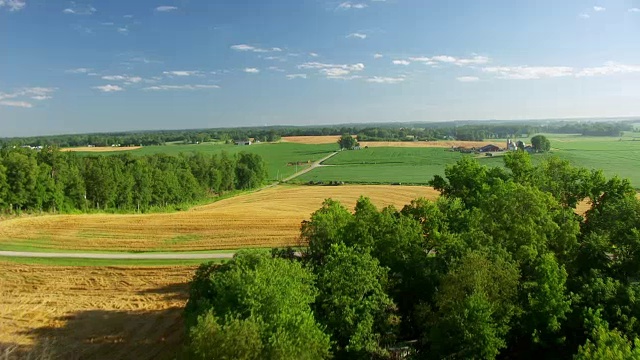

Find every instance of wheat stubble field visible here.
[0,263,195,359]
[0,185,439,252]
[282,135,495,148]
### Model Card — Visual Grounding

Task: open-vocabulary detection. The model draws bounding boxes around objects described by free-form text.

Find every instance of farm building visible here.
[235,140,252,146]
[478,144,500,153]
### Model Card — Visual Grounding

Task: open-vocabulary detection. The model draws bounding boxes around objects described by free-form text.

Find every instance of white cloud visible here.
[0,0,25,11]
[576,61,640,77]
[268,66,285,72]
[337,2,368,9]
[93,84,124,92]
[392,60,410,66]
[31,95,52,100]
[117,27,129,34]
[230,44,282,53]
[579,13,590,19]
[286,74,307,79]
[346,32,367,39]
[244,68,260,74]
[629,8,640,13]
[155,5,177,12]
[62,4,96,15]
[102,75,143,83]
[123,14,133,18]
[374,53,383,59]
[593,6,606,11]
[457,76,480,82]
[162,70,202,77]
[366,76,406,84]
[143,84,220,91]
[483,66,574,80]
[404,55,489,67]
[0,100,32,108]
[0,87,56,104]
[309,52,319,57]
[299,62,365,79]
[66,68,92,74]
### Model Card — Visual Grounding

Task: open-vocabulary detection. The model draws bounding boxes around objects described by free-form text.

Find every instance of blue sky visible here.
[1,0,640,136]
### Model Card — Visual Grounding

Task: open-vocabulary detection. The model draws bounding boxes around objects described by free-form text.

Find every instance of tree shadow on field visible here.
[5,282,191,360]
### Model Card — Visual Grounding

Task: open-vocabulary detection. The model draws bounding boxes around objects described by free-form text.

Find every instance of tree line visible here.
[2,120,634,148]
[185,152,640,359]
[0,147,267,213]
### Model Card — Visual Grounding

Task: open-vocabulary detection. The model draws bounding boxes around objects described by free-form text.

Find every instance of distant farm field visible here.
[0,185,438,252]
[296,147,465,184]
[0,263,195,360]
[61,146,142,152]
[282,135,494,148]
[72,142,338,181]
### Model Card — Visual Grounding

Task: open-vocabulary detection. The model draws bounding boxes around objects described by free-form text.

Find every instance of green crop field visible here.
[295,135,640,188]
[296,147,465,184]
[75,142,339,181]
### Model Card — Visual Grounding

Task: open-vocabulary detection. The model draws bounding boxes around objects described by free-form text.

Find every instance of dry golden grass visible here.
[282,136,496,148]
[60,146,142,152]
[0,263,195,360]
[0,185,439,252]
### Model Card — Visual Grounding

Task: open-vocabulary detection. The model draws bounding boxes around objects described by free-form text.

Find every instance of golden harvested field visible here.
[0,185,438,252]
[282,136,495,148]
[60,146,142,152]
[0,263,195,360]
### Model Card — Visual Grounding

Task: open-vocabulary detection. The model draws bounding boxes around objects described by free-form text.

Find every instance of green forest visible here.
[0,147,267,213]
[185,152,640,359]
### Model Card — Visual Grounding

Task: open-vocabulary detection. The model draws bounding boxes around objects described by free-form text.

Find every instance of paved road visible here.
[0,250,235,260]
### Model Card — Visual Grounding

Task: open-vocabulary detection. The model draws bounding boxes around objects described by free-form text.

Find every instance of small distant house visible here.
[524,146,536,154]
[478,144,500,153]
[235,140,252,146]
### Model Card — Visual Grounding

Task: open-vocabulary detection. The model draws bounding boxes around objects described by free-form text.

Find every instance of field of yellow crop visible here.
[282,136,495,148]
[0,185,439,252]
[0,263,195,360]
[60,146,142,152]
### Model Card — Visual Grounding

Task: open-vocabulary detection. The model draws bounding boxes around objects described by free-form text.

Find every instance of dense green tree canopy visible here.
[531,135,551,152]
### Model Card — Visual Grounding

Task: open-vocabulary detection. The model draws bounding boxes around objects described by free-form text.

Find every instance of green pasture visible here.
[75,142,339,181]
[296,147,464,184]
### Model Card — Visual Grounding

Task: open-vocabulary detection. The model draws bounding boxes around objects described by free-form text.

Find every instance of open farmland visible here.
[0,263,195,360]
[282,135,495,148]
[72,142,338,181]
[61,146,142,152]
[296,147,465,184]
[0,185,438,252]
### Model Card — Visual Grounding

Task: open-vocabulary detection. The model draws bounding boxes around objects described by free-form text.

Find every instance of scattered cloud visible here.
[102,75,143,83]
[268,66,285,72]
[346,33,367,39]
[101,22,114,26]
[309,52,319,57]
[366,76,406,84]
[373,53,383,59]
[579,13,590,19]
[93,84,124,92]
[117,27,129,34]
[62,3,96,15]
[0,0,26,11]
[66,67,92,74]
[629,8,640,13]
[155,5,177,12]
[0,87,56,106]
[244,68,260,74]
[0,100,32,108]
[123,14,133,18]
[162,70,202,77]
[403,55,489,67]
[392,60,410,66]
[483,66,574,80]
[593,6,606,12]
[230,44,282,53]
[143,84,219,91]
[576,61,640,77]
[286,74,307,80]
[299,62,365,79]
[457,76,480,82]
[337,2,368,10]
